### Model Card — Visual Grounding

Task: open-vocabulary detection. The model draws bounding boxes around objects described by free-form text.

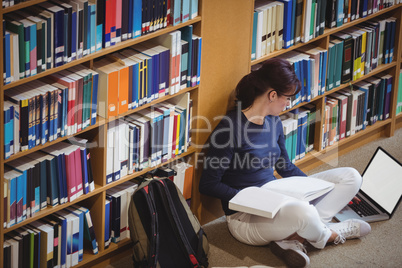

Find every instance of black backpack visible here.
[128,177,209,268]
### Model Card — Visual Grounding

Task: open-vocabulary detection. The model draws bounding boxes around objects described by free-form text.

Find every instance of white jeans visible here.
[226,167,362,249]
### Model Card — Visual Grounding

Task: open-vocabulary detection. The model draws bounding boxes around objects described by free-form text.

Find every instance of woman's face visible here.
[268,90,292,116]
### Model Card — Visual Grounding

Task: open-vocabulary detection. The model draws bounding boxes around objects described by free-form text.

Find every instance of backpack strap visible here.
[155,179,201,267]
[196,228,209,268]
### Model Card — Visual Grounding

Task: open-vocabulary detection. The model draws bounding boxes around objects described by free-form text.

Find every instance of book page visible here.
[262,177,335,201]
[229,187,297,219]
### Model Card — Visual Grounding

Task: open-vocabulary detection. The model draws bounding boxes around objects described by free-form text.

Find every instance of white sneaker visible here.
[329,219,371,244]
[269,240,310,268]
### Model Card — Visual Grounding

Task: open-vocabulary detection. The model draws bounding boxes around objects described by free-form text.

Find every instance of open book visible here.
[229,177,335,219]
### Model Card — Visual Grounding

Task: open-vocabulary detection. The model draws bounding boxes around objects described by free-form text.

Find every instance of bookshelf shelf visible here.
[251,4,401,66]
[0,0,203,266]
[3,146,195,235]
[1,16,202,91]
[191,1,402,226]
[1,0,48,14]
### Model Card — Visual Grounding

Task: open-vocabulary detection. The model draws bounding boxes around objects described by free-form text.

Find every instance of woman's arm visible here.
[199,119,240,201]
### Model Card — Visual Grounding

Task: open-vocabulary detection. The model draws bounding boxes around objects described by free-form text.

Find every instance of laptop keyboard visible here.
[348,194,380,217]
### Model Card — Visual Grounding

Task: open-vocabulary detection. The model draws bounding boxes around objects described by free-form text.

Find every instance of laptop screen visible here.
[361,147,402,215]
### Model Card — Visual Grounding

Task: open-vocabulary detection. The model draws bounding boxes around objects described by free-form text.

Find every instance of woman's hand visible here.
[351,196,361,204]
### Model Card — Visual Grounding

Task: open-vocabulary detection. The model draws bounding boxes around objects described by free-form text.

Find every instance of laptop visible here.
[334,147,402,223]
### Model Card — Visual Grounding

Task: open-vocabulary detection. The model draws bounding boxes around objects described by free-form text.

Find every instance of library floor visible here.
[108,127,402,268]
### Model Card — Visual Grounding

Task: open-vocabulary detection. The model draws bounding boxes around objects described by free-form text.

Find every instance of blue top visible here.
[199,109,306,215]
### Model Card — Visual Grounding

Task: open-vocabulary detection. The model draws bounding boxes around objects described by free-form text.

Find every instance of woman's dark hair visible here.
[235,57,301,109]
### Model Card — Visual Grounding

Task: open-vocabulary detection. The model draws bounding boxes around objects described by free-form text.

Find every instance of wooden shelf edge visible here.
[3,86,197,163]
[3,117,106,163]
[77,239,132,267]
[1,0,47,14]
[106,86,199,123]
[1,17,202,91]
[288,119,392,168]
[279,62,395,115]
[3,147,196,233]
[251,4,402,66]
[3,182,103,233]
[102,147,197,190]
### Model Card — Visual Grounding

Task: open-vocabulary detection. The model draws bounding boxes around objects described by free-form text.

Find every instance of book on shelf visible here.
[229,177,335,219]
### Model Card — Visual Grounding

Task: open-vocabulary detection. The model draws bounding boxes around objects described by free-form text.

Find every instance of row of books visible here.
[4,138,95,228]
[3,65,99,159]
[264,16,395,110]
[94,28,202,118]
[330,17,396,85]
[104,180,138,248]
[104,165,193,248]
[279,73,393,161]
[106,92,192,184]
[327,0,400,28]
[397,69,402,115]
[3,205,98,268]
[2,0,199,84]
[322,74,393,149]
[280,104,317,163]
[251,0,399,60]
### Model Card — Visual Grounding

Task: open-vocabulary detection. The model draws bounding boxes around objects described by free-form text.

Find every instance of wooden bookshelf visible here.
[0,0,203,266]
[2,0,402,265]
[191,1,402,225]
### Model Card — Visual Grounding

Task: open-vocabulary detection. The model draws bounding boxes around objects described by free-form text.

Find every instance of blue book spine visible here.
[54,10,65,67]
[321,50,327,95]
[63,14,68,64]
[21,170,27,221]
[71,11,77,61]
[91,72,99,125]
[132,0,141,38]
[336,0,344,27]
[299,59,305,102]
[251,12,258,61]
[29,23,37,76]
[39,94,47,144]
[65,208,84,262]
[197,37,202,85]
[279,0,292,49]
[45,17,52,69]
[64,86,68,136]
[39,162,47,210]
[293,61,301,107]
[56,89,62,138]
[56,155,65,205]
[59,216,67,267]
[181,0,190,23]
[132,63,139,109]
[291,0,295,46]
[389,20,396,62]
[127,0,133,39]
[4,107,12,159]
[24,26,31,77]
[81,148,89,194]
[300,113,308,157]
[153,54,159,100]
[190,0,198,19]
[180,25,193,88]
[90,4,96,54]
[104,199,111,246]
[86,5,92,54]
[305,59,312,102]
[48,92,54,142]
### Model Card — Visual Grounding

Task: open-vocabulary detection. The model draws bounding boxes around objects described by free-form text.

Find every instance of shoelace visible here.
[334,235,346,245]
[333,223,359,245]
[291,240,308,254]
